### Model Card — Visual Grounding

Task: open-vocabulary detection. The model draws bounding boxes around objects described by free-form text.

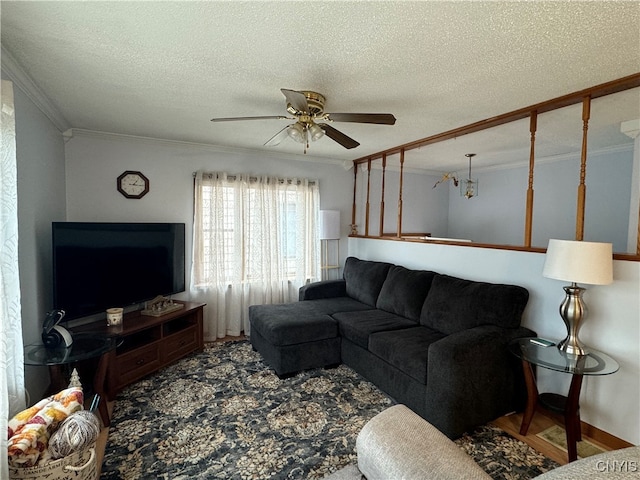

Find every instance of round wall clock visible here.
[117,170,149,199]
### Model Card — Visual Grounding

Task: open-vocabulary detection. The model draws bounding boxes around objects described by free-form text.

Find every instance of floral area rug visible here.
[101,340,558,479]
[457,426,559,479]
[101,340,393,479]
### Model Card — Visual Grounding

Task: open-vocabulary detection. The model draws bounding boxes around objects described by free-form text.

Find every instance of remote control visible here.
[530,338,555,347]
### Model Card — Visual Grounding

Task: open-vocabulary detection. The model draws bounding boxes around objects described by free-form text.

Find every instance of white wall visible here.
[64,131,356,287]
[7,77,67,402]
[348,236,640,444]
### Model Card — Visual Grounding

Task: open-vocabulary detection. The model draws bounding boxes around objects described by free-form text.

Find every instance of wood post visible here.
[397,149,405,237]
[351,161,357,234]
[365,158,371,237]
[576,96,591,241]
[524,111,537,247]
[637,202,640,255]
[380,154,386,236]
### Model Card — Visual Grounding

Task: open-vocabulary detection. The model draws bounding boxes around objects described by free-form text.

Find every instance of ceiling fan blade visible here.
[264,125,290,147]
[211,115,289,122]
[324,113,396,125]
[318,124,360,149]
[281,89,309,113]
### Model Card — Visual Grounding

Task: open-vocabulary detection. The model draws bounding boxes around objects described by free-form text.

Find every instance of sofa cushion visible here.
[420,274,529,334]
[250,311,337,346]
[333,309,417,348]
[376,266,436,321]
[343,257,393,307]
[368,327,446,384]
[249,297,371,345]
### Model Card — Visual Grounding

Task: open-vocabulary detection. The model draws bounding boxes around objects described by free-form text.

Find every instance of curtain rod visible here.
[193,172,316,186]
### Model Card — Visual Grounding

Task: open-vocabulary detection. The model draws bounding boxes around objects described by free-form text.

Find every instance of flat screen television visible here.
[52,222,186,321]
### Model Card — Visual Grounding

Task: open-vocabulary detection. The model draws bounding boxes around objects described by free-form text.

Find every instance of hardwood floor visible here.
[492,412,606,466]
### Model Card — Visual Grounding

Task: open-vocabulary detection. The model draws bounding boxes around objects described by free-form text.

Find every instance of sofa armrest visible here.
[356,405,491,480]
[425,325,536,438]
[299,280,347,301]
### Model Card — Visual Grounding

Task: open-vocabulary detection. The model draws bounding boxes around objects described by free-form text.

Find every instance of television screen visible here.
[52,222,186,321]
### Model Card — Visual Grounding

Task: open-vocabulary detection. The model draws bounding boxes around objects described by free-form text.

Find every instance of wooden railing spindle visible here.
[397,149,405,237]
[380,154,386,236]
[365,158,371,237]
[524,111,537,247]
[576,96,591,241]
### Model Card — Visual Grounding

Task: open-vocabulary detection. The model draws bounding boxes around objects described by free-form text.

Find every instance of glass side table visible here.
[509,337,619,462]
[24,332,121,427]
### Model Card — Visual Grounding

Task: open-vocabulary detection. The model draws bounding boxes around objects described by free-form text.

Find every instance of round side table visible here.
[24,332,121,426]
[509,337,619,462]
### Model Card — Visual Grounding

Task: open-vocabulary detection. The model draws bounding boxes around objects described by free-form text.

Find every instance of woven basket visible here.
[9,445,97,480]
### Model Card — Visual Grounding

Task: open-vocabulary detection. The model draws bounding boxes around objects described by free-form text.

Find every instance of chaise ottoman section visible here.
[249,304,342,378]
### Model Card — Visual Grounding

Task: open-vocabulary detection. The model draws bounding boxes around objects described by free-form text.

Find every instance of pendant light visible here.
[461,153,478,199]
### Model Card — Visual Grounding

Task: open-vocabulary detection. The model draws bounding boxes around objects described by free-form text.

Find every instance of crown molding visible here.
[1,45,71,132]
[473,143,635,174]
[64,128,344,166]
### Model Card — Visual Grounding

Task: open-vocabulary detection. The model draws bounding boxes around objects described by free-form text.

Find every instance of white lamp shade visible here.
[543,239,613,285]
[320,210,340,240]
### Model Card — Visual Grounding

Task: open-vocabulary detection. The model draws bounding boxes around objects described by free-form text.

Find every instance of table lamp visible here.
[542,239,613,356]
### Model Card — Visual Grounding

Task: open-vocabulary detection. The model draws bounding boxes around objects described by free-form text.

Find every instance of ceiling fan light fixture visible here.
[287,123,306,143]
[211,88,395,151]
[308,123,325,142]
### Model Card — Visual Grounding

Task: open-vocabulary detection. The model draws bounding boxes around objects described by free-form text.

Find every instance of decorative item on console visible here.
[41,310,73,349]
[542,239,613,356]
[141,295,184,317]
[106,308,123,326]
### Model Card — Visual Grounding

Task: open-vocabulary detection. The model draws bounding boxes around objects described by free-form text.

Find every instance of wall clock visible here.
[117,170,149,199]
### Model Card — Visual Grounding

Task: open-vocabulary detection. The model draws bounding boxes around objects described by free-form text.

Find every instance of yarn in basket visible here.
[48,410,100,459]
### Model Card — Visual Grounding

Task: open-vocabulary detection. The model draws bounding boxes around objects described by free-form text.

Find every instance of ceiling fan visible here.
[211,89,396,153]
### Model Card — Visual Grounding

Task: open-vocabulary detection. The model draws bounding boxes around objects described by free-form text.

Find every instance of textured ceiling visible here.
[1,1,639,172]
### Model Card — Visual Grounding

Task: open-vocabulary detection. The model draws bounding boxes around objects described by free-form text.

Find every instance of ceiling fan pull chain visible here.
[305,128,309,154]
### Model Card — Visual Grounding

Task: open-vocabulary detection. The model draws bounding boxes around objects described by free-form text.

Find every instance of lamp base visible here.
[557,284,588,356]
[557,336,587,356]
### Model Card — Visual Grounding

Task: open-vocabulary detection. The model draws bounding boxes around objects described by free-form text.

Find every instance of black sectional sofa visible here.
[249,257,535,438]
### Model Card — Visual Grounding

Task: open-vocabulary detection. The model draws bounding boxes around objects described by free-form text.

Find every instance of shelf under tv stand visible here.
[74,301,205,399]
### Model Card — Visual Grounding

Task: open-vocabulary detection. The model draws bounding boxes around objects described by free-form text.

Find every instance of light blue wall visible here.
[356,167,449,237]
[446,147,633,251]
[583,148,634,247]
[3,73,67,402]
[63,132,356,291]
[448,165,528,245]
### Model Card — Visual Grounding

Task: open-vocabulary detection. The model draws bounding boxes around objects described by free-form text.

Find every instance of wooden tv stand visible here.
[75,301,205,399]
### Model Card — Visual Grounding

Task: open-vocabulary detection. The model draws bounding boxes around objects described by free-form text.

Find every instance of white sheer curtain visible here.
[1,80,26,478]
[191,172,320,339]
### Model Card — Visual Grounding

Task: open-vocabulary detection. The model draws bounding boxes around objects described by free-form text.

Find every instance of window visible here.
[192,172,319,337]
[194,173,319,286]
